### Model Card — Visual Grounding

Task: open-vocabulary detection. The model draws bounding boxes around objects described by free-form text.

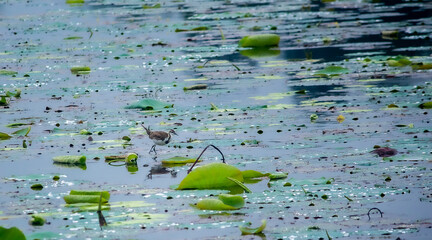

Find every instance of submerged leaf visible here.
[177,163,243,190]
[239,34,280,48]
[239,219,267,235]
[125,98,173,110]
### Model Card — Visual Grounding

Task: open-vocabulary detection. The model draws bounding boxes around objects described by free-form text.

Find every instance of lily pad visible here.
[0,70,18,76]
[419,101,432,109]
[0,132,12,140]
[125,99,173,110]
[239,219,267,235]
[0,226,26,240]
[315,66,350,76]
[69,190,110,201]
[70,66,91,74]
[177,163,243,190]
[64,195,108,204]
[241,170,267,179]
[12,126,31,137]
[268,172,288,180]
[239,34,280,48]
[29,215,45,226]
[196,194,244,210]
[161,156,198,165]
[53,155,86,165]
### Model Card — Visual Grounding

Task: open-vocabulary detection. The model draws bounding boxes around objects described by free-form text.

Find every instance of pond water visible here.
[1,0,431,239]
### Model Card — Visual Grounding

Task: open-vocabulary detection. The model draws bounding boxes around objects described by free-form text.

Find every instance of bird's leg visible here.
[149,144,156,154]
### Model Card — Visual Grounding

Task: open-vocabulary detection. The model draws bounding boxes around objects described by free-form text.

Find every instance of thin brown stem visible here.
[187,144,225,174]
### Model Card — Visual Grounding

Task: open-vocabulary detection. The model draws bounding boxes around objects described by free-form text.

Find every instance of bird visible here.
[141,124,177,154]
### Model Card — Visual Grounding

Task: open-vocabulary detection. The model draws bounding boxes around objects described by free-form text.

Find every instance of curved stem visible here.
[367,207,383,221]
[187,144,225,174]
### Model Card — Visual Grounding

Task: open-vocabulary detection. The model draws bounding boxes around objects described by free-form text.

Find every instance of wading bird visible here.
[141,124,177,154]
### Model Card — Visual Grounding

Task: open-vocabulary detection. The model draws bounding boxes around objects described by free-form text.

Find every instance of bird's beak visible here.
[173,131,178,136]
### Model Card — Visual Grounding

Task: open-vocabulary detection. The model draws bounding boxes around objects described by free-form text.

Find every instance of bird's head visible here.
[169,129,178,135]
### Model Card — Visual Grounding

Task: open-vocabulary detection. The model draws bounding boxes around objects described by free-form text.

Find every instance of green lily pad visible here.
[196,194,244,210]
[0,70,18,75]
[239,34,280,47]
[69,190,110,201]
[419,101,432,109]
[239,219,267,235]
[177,163,243,190]
[387,55,411,67]
[241,170,267,179]
[125,98,173,110]
[161,156,198,164]
[12,126,31,137]
[268,172,288,180]
[64,195,108,204]
[29,215,45,226]
[315,66,350,76]
[0,226,26,240]
[0,132,12,140]
[5,123,29,128]
[70,66,91,74]
[239,48,281,58]
[53,155,86,165]
[412,62,432,70]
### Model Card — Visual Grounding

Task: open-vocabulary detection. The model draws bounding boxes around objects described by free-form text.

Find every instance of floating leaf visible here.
[268,172,288,180]
[412,62,432,70]
[70,66,91,74]
[64,195,108,204]
[79,129,92,135]
[125,98,173,110]
[0,132,12,140]
[239,34,280,47]
[29,215,45,226]
[177,163,243,190]
[240,48,281,58]
[387,103,399,108]
[142,3,161,9]
[31,184,43,190]
[12,126,31,136]
[6,89,21,98]
[161,156,197,164]
[310,114,318,122]
[175,26,209,32]
[183,84,207,91]
[337,115,345,123]
[239,219,267,235]
[0,70,18,75]
[241,170,267,179]
[196,194,244,210]
[5,123,28,128]
[69,190,110,201]
[419,101,432,109]
[0,226,26,240]
[387,55,411,67]
[227,177,252,193]
[315,66,350,76]
[52,155,86,165]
